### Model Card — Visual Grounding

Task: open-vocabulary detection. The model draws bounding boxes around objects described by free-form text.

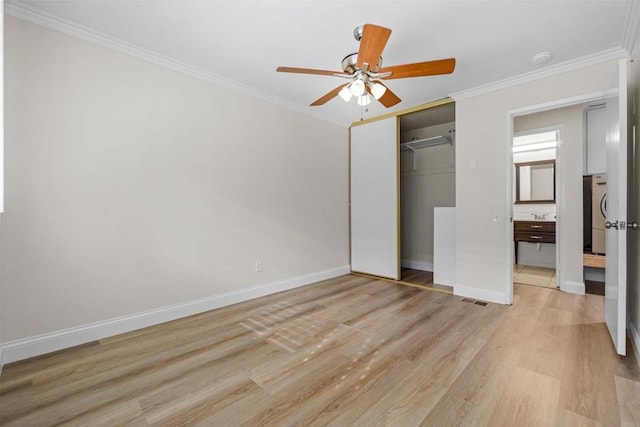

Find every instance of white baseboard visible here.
[401,259,433,272]
[453,284,507,305]
[1,265,351,365]
[630,321,640,370]
[564,280,586,295]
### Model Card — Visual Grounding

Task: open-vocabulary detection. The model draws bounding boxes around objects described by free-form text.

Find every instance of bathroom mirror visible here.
[515,160,555,204]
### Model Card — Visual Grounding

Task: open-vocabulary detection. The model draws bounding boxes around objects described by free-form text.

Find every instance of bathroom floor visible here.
[514,264,557,289]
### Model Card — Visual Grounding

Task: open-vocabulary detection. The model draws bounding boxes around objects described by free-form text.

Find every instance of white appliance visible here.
[592,173,607,254]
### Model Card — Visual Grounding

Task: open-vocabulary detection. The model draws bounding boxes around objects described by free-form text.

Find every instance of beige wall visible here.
[514,105,584,285]
[400,122,455,269]
[2,17,349,342]
[454,59,619,302]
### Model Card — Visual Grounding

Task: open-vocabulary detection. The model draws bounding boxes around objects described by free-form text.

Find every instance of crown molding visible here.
[621,0,640,53]
[450,47,629,101]
[4,2,348,128]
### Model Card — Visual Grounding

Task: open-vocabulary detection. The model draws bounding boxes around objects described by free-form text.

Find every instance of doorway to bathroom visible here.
[511,101,611,296]
[512,127,559,290]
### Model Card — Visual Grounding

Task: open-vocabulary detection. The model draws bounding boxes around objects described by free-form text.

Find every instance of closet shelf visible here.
[400,135,452,151]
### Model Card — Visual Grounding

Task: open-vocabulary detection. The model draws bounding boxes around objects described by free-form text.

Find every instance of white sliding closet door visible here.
[350,117,400,280]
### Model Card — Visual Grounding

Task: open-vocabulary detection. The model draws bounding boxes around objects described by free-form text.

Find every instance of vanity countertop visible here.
[513,216,556,222]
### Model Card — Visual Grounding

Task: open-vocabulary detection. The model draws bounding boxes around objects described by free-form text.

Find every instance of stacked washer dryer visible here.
[591,173,607,254]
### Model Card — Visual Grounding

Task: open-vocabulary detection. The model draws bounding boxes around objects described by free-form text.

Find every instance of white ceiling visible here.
[7,1,639,127]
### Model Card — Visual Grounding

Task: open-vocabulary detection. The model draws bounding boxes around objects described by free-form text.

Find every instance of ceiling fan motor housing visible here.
[341,53,383,75]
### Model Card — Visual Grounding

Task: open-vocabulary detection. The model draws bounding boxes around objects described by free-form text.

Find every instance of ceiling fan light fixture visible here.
[369,82,387,100]
[338,85,353,102]
[357,94,371,106]
[350,79,366,97]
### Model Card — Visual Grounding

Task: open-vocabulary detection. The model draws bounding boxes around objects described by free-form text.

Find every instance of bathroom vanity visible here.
[514,220,556,264]
[514,220,556,243]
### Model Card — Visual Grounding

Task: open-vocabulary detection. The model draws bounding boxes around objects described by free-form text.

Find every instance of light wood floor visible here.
[1,275,639,426]
[400,267,453,293]
[514,264,557,289]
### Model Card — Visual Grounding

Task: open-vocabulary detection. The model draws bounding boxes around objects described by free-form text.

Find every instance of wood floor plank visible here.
[303,356,414,426]
[614,375,640,426]
[0,276,638,426]
[188,381,275,427]
[558,321,621,426]
[517,306,574,380]
[555,408,604,427]
[419,295,543,426]
[488,366,561,426]
[355,332,487,426]
[249,324,364,396]
[56,401,147,427]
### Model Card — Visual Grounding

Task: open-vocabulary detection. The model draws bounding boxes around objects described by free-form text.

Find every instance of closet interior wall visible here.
[400,113,456,273]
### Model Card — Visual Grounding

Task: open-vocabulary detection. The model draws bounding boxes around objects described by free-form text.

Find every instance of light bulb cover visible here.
[357,95,371,106]
[338,85,353,102]
[350,79,366,97]
[370,82,387,100]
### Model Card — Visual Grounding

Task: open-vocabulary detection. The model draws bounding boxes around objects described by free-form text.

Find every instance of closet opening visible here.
[399,102,456,291]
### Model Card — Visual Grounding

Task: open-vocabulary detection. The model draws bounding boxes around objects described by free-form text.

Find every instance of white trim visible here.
[453,284,507,305]
[629,321,640,370]
[621,0,640,54]
[0,265,351,364]
[555,127,565,292]
[505,114,515,304]
[509,90,619,118]
[400,259,433,272]
[451,48,628,101]
[0,3,4,213]
[4,2,347,129]
[564,280,586,295]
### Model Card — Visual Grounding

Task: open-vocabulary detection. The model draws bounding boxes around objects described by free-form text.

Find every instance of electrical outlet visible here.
[255,260,263,273]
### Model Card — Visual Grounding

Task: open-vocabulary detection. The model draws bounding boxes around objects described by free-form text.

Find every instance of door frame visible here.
[504,89,617,304]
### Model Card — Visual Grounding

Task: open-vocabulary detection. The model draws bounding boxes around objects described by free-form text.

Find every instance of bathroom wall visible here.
[400,122,455,271]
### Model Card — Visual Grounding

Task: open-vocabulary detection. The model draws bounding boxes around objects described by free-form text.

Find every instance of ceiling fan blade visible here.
[277,66,347,76]
[379,58,456,79]
[357,24,392,71]
[311,84,348,106]
[370,82,401,108]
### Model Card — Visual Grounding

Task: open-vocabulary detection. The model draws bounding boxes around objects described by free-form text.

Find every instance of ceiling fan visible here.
[276,24,456,108]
